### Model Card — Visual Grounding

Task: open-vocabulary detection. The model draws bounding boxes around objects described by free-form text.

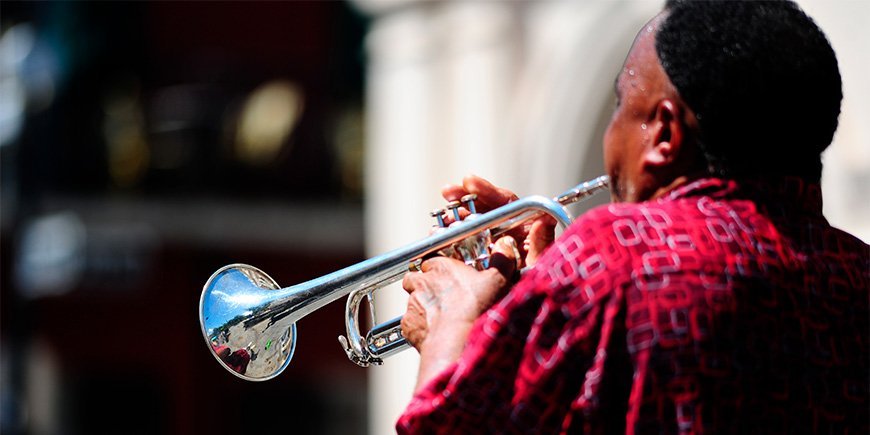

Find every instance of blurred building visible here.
[1,2,369,434]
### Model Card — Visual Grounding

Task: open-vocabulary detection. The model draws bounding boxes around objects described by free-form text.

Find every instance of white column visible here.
[505,1,659,199]
[363,3,523,433]
[363,6,447,435]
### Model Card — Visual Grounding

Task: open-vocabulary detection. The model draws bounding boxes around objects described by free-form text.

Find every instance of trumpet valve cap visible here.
[460,194,478,214]
[430,208,447,227]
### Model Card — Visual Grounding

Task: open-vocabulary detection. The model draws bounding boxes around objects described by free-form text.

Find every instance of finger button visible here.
[430,208,447,228]
[446,200,462,221]
[461,194,478,215]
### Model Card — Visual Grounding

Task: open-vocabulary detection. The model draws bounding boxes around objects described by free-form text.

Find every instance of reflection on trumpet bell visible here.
[198,175,609,380]
[200,264,297,381]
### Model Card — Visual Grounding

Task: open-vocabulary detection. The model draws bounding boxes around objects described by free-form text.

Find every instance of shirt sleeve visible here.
[396,207,632,434]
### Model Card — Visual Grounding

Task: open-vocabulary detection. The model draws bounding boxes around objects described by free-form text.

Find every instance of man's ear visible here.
[642,99,684,167]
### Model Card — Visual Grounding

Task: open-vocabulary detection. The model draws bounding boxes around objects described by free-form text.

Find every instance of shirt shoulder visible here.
[547,199,700,260]
[529,199,714,299]
[527,204,642,302]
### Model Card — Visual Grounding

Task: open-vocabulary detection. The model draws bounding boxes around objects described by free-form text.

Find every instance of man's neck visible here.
[648,175,697,201]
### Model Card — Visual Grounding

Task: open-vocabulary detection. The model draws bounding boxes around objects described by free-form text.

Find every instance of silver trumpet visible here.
[199,175,609,381]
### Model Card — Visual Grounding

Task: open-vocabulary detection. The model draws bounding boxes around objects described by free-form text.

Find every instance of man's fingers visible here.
[420,256,461,273]
[525,218,557,267]
[401,293,429,350]
[441,184,469,202]
[406,257,467,294]
[488,236,519,280]
[462,175,519,211]
[441,208,470,227]
[402,271,422,294]
[442,175,518,212]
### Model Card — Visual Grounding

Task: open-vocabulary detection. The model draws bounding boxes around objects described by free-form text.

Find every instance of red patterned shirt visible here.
[397,178,869,434]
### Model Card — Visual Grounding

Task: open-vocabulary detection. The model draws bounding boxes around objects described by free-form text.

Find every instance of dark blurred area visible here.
[1,1,369,434]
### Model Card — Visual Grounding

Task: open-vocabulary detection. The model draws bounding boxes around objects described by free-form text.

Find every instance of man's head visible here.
[604,0,842,203]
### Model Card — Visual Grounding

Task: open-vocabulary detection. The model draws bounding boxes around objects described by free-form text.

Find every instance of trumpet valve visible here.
[430,208,447,228]
[428,210,456,259]
[446,200,463,223]
[460,194,478,215]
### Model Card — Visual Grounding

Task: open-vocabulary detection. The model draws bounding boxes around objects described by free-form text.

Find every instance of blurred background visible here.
[1,1,867,434]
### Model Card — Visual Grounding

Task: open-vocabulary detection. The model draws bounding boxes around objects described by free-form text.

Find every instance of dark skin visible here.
[603,13,704,203]
[402,12,705,393]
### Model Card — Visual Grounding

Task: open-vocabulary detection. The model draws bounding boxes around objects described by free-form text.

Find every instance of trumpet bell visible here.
[200,264,297,381]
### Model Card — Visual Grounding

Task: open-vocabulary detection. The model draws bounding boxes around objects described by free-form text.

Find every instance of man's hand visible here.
[402,237,518,391]
[441,175,557,268]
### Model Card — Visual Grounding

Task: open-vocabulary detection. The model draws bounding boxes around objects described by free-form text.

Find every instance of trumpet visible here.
[199,175,609,381]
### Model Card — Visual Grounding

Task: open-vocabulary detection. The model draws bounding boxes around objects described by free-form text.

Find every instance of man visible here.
[398,1,869,433]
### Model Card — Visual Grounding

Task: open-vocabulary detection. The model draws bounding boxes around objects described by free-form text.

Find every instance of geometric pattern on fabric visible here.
[397,178,869,434]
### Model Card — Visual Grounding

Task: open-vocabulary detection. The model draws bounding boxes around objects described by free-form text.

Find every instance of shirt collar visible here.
[661,176,824,216]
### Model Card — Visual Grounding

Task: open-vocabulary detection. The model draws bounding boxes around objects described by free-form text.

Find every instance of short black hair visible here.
[656,0,842,181]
